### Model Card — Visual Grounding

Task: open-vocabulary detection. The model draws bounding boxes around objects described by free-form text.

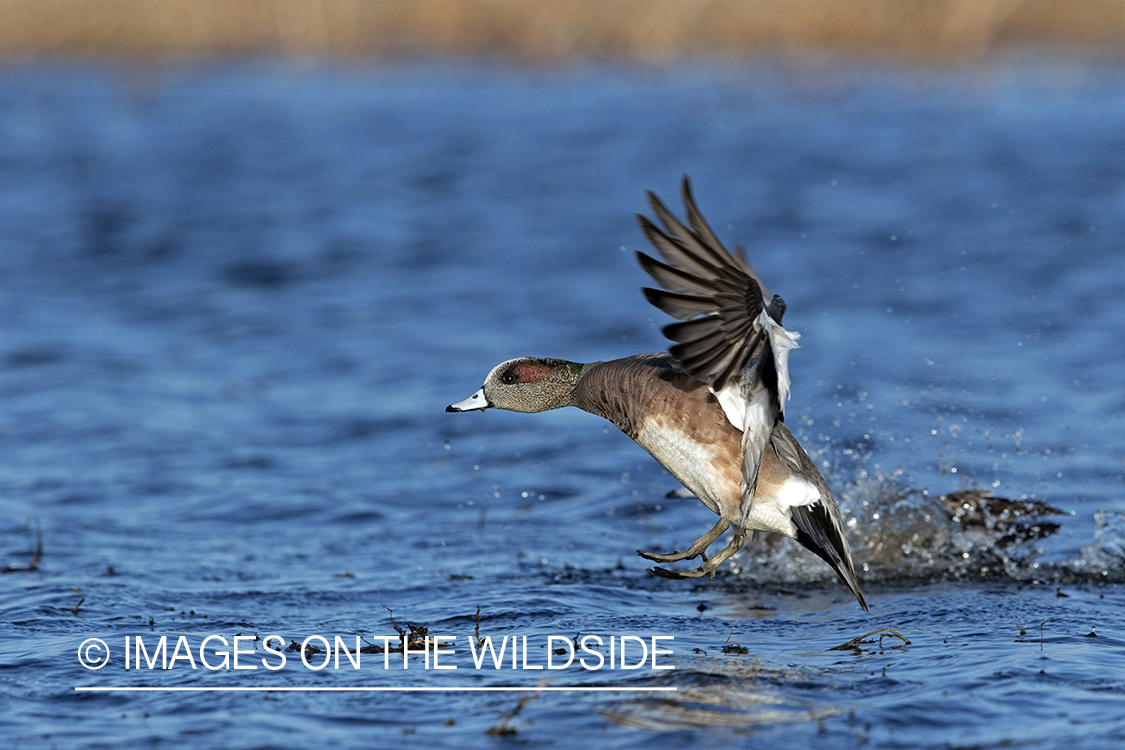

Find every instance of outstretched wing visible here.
[636,176,800,525]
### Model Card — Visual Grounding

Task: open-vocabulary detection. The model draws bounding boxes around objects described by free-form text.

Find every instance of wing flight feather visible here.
[636,177,800,524]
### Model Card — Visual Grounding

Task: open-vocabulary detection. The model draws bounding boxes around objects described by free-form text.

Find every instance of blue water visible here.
[1,60,1123,749]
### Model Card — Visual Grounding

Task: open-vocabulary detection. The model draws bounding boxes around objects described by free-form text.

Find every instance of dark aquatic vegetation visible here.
[448,178,867,609]
[1,518,42,573]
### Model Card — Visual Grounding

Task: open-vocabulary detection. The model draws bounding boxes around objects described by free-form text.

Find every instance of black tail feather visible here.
[792,503,868,612]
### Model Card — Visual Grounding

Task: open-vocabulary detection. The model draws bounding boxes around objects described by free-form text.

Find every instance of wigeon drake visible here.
[448,178,867,610]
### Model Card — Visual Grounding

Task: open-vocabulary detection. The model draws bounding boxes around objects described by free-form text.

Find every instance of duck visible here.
[447,177,867,610]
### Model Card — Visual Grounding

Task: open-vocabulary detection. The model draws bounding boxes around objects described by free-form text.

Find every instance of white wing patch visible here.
[707,307,802,530]
[711,309,800,430]
[767,320,800,416]
[714,380,768,434]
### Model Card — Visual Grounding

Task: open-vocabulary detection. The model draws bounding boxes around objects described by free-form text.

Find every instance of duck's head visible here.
[446,357,584,414]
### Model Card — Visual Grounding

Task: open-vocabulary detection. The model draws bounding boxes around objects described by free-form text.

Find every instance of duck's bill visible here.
[446,387,490,413]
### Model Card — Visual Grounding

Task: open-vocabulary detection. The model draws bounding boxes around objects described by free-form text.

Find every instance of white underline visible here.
[75,686,676,692]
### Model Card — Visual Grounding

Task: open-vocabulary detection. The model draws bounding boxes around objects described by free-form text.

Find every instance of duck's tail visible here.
[769,422,868,611]
[791,500,868,612]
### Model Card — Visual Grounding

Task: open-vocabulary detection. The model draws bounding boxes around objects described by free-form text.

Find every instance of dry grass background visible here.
[1,0,1123,60]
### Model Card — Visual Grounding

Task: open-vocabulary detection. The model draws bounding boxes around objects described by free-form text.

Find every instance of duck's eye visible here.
[501,372,518,385]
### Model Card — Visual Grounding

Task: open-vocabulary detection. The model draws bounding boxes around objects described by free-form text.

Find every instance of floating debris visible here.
[486,684,543,736]
[830,628,911,652]
[722,627,749,655]
[3,518,43,574]
[1039,618,1054,651]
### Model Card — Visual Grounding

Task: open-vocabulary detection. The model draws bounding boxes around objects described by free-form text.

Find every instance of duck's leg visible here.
[636,517,730,563]
[647,531,746,580]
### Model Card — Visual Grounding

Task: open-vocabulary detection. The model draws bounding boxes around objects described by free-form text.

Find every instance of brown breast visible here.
[577,354,780,513]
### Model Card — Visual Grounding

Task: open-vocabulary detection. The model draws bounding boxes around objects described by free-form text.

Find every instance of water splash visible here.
[731,478,1124,585]
[1075,509,1125,581]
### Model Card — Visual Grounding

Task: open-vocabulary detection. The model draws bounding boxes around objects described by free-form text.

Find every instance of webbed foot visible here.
[643,532,746,580]
[636,517,730,563]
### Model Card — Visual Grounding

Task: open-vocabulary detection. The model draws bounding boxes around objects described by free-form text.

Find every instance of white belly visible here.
[635,418,734,517]
[635,416,812,538]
